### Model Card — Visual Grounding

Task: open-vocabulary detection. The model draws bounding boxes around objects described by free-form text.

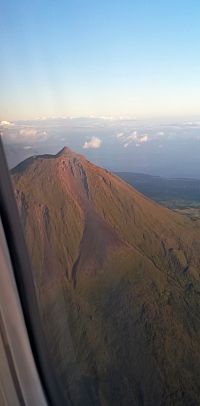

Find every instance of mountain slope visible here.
[12,147,200,405]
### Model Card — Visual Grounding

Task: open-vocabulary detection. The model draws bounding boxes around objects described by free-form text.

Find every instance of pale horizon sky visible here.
[1,0,200,121]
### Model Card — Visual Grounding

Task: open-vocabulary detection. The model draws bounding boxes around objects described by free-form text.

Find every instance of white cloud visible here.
[116,132,124,138]
[156,131,165,136]
[18,128,48,142]
[118,130,150,148]
[139,134,149,143]
[126,132,138,141]
[123,132,138,147]
[0,120,13,126]
[99,116,114,120]
[183,121,200,127]
[1,125,49,144]
[19,128,38,138]
[23,145,32,150]
[83,136,102,149]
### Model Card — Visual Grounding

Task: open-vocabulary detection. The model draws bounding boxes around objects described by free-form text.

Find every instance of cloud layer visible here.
[1,117,200,178]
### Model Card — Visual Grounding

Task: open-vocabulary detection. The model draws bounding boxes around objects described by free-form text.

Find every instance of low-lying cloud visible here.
[116,130,150,148]
[139,135,149,143]
[116,132,125,139]
[0,120,13,126]
[19,128,38,138]
[83,136,102,149]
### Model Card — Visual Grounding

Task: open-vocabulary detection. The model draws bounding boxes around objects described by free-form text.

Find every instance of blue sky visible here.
[1,0,200,120]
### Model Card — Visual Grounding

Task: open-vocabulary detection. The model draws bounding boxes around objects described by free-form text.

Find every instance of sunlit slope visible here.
[12,147,200,405]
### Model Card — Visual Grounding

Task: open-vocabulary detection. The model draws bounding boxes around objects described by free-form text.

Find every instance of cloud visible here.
[183,121,200,127]
[99,116,114,121]
[123,132,138,147]
[1,125,49,144]
[19,128,38,138]
[139,134,149,143]
[126,132,138,141]
[83,136,102,149]
[23,145,32,150]
[156,131,165,136]
[116,132,124,138]
[18,128,48,142]
[117,130,150,148]
[0,120,13,126]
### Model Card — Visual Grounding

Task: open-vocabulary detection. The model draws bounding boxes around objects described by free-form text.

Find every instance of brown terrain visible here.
[12,147,200,405]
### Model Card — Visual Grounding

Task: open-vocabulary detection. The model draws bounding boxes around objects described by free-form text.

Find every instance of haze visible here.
[1,117,200,179]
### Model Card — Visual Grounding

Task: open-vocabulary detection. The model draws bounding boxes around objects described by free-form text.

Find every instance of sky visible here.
[1,0,200,120]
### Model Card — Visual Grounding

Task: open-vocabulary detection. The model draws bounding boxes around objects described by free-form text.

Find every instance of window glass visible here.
[1,1,200,405]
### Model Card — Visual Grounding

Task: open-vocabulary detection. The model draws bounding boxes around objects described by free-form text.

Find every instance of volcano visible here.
[12,147,200,405]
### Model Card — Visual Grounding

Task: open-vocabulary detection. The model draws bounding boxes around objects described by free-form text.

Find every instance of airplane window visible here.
[1,1,200,405]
